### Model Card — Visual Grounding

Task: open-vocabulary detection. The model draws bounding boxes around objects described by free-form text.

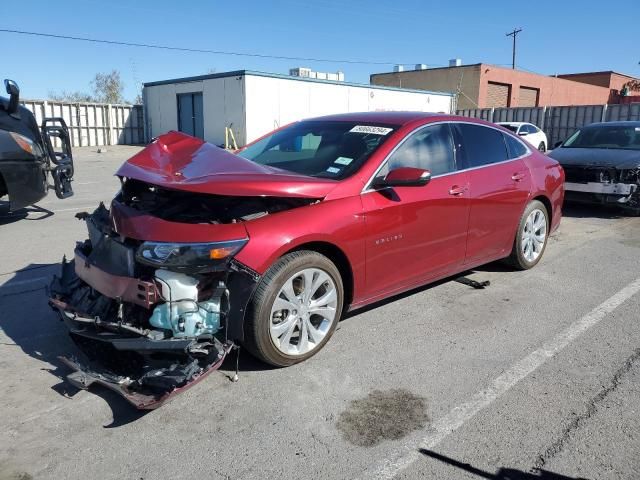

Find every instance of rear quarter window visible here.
[456,123,509,168]
[504,133,529,158]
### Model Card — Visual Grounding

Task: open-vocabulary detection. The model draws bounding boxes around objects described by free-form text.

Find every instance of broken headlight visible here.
[136,239,247,270]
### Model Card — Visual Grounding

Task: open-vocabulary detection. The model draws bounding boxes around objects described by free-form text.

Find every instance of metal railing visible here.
[457,103,640,147]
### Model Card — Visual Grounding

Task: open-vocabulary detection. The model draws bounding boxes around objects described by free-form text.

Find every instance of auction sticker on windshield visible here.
[335,157,353,165]
[349,125,393,135]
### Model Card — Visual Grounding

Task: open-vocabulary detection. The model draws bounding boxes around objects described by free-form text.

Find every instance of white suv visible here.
[497,122,548,152]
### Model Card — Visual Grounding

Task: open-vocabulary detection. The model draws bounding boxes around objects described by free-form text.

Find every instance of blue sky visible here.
[4,0,639,102]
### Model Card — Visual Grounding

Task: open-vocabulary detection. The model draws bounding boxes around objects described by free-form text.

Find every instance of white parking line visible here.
[366,276,640,480]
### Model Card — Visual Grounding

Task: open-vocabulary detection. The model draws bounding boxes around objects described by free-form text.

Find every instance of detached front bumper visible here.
[58,346,232,410]
[49,206,261,409]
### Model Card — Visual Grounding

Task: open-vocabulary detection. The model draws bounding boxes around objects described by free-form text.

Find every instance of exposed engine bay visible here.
[119,178,318,224]
[49,202,265,409]
[563,165,640,212]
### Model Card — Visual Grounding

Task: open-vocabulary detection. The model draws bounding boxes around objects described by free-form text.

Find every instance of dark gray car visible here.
[549,121,640,215]
[0,79,74,212]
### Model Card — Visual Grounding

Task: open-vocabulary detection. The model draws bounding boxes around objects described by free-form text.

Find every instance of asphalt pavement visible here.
[1,146,639,480]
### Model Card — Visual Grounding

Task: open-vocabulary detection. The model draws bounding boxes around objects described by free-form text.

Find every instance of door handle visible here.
[449,185,468,196]
[512,172,526,182]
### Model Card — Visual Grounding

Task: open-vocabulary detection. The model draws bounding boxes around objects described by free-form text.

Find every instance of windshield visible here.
[562,125,640,150]
[237,121,397,179]
[501,124,519,133]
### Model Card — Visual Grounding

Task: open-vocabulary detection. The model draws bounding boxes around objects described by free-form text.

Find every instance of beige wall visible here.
[371,66,478,109]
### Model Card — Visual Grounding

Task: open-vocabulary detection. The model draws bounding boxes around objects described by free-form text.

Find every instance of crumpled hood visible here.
[116,131,339,198]
[549,147,640,169]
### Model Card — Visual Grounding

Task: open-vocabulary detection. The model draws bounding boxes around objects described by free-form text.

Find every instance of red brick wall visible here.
[478,65,614,107]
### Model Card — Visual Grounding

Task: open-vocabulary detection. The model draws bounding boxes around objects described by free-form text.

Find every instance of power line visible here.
[0,28,412,66]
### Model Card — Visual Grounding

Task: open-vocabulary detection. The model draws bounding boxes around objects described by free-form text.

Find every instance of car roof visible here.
[585,121,640,128]
[304,111,444,126]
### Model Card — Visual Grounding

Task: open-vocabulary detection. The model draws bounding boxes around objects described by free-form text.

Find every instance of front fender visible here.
[234,196,366,300]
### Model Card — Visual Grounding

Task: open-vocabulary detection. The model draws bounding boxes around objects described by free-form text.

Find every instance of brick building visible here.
[371,64,636,110]
[556,71,635,91]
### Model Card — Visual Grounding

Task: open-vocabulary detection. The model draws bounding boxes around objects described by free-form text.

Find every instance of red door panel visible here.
[362,171,470,299]
[464,159,531,264]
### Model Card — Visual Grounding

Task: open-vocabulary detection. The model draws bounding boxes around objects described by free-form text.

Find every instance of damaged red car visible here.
[50,112,564,408]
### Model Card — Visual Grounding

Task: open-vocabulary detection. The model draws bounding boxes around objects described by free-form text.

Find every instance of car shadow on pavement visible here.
[342,268,500,321]
[0,201,54,225]
[419,449,591,480]
[0,263,149,427]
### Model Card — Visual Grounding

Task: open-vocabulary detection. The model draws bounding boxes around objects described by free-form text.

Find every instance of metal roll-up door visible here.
[486,82,510,108]
[519,86,539,107]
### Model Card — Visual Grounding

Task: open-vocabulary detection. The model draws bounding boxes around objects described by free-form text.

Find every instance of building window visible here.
[486,82,511,108]
[519,86,539,107]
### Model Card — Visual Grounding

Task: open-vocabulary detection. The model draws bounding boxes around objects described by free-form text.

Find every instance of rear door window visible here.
[455,123,509,168]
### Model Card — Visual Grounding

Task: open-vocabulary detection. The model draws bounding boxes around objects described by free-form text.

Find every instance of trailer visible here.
[142,70,455,147]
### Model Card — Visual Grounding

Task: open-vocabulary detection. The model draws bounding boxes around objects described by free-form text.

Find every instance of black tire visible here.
[504,200,549,270]
[538,142,546,153]
[243,250,344,367]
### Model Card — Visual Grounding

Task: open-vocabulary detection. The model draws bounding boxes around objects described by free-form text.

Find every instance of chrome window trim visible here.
[361,120,532,194]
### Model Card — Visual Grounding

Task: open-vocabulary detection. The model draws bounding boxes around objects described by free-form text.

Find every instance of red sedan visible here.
[50,112,564,408]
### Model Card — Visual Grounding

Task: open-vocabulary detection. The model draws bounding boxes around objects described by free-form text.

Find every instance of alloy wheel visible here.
[269,268,338,356]
[521,208,547,262]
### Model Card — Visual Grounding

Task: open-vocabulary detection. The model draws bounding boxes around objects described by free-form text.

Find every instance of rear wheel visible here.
[538,142,546,153]
[505,200,549,270]
[244,251,344,367]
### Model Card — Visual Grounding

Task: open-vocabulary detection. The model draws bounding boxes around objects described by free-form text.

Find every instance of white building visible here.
[142,70,455,147]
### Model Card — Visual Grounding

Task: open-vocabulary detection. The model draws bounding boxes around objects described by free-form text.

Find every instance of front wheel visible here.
[244,251,344,367]
[504,200,549,270]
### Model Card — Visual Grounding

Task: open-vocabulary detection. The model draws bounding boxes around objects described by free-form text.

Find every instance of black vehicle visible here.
[549,121,640,215]
[0,78,74,212]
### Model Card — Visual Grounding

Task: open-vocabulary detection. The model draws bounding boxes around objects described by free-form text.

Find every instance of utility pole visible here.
[506,28,522,69]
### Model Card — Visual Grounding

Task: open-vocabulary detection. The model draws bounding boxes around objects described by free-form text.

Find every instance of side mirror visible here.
[554,141,563,149]
[372,167,431,188]
[518,131,528,136]
[4,79,20,114]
